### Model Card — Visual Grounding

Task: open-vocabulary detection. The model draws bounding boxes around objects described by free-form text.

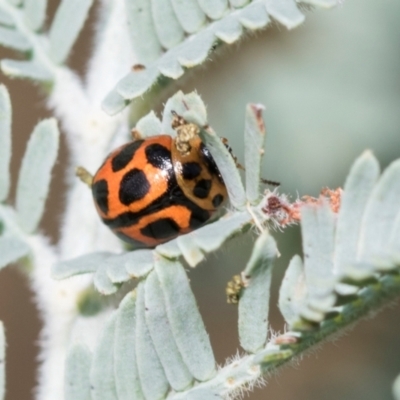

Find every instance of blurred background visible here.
[1,0,400,399]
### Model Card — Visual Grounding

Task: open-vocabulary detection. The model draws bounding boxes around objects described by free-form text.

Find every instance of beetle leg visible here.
[76,166,93,187]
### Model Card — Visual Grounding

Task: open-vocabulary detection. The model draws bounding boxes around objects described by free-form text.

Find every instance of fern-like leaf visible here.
[0,85,11,202]
[62,93,400,399]
[0,86,59,272]
[0,0,93,80]
[102,0,339,115]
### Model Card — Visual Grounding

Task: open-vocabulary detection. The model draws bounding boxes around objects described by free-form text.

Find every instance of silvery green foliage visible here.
[102,0,340,115]
[59,93,400,399]
[0,0,93,80]
[394,374,400,400]
[0,0,337,88]
[0,84,59,271]
[64,344,92,400]
[16,119,59,233]
[279,151,400,330]
[0,1,399,399]
[0,85,11,203]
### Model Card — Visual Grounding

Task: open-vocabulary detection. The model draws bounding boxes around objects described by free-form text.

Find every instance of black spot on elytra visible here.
[182,162,202,180]
[193,179,212,199]
[145,143,172,170]
[189,208,210,230]
[140,218,180,239]
[103,170,211,234]
[92,179,109,214]
[212,194,224,208]
[119,168,150,205]
[112,140,143,172]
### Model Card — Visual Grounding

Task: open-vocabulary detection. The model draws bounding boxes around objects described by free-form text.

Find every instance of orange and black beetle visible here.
[91,133,227,248]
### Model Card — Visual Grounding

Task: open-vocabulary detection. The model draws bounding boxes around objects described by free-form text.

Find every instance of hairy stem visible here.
[169,273,400,399]
[10,1,140,398]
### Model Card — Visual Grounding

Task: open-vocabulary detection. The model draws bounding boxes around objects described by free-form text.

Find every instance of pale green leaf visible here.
[90,313,118,400]
[135,111,162,137]
[213,16,242,44]
[23,0,47,31]
[393,373,400,400]
[180,92,208,126]
[145,272,193,391]
[0,85,11,202]
[101,90,128,116]
[0,235,29,270]
[192,211,250,253]
[0,25,30,51]
[117,66,159,100]
[389,209,400,259]
[264,0,305,29]
[334,151,380,282]
[187,389,222,399]
[151,0,184,49]
[156,211,251,262]
[238,2,270,30]
[358,159,400,270]
[6,0,23,5]
[135,282,169,400]
[239,231,276,353]
[94,264,118,295]
[65,344,92,400]
[106,249,154,283]
[199,127,246,209]
[197,0,228,20]
[155,239,181,259]
[49,0,94,64]
[16,119,59,233]
[160,90,208,136]
[114,292,145,400]
[0,321,5,400]
[0,9,13,27]
[52,252,112,280]
[244,103,266,205]
[170,0,206,34]
[157,49,184,79]
[301,0,337,7]
[103,254,131,284]
[301,202,336,314]
[278,255,308,327]
[230,0,249,7]
[161,91,188,136]
[177,30,215,68]
[102,0,337,112]
[125,0,162,64]
[1,59,53,81]
[155,257,216,381]
[177,234,205,268]
[123,249,154,278]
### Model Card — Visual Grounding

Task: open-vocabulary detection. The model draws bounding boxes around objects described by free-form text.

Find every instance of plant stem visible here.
[169,273,400,399]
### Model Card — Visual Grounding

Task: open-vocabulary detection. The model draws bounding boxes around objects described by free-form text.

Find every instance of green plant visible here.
[0,1,399,399]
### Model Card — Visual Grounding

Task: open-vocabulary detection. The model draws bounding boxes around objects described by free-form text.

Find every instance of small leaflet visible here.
[114,292,145,400]
[0,85,11,202]
[49,0,94,64]
[90,313,118,400]
[239,231,277,353]
[155,256,216,381]
[64,344,92,400]
[16,119,59,234]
